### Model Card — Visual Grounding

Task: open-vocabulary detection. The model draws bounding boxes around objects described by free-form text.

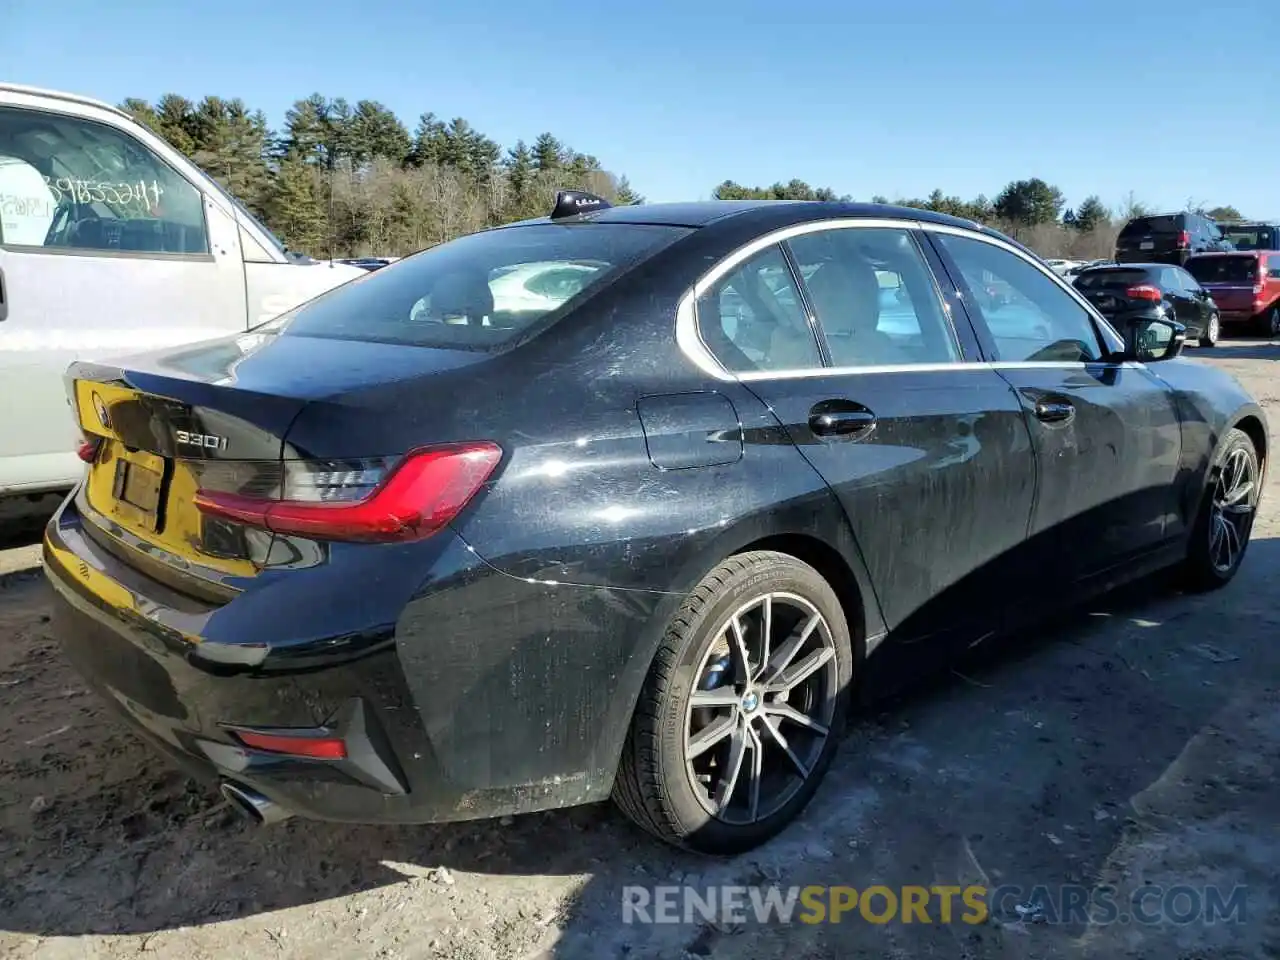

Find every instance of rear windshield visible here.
[1119,216,1181,238]
[1220,225,1276,251]
[1185,255,1259,284]
[1074,268,1152,289]
[275,223,691,350]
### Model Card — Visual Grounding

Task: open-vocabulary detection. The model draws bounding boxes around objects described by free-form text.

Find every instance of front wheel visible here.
[1181,428,1260,592]
[1199,311,1220,348]
[612,551,854,854]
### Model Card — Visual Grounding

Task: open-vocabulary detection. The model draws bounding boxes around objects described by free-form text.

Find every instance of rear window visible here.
[1074,268,1152,289]
[1119,216,1181,238]
[1185,255,1259,284]
[275,223,691,350]
[1220,225,1277,251]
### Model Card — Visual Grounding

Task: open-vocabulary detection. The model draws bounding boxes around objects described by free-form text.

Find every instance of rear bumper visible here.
[42,492,650,824]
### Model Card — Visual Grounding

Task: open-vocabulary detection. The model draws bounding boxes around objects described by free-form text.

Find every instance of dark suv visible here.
[1115,212,1235,266]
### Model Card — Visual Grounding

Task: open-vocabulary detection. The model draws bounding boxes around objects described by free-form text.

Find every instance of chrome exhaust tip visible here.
[220,781,292,826]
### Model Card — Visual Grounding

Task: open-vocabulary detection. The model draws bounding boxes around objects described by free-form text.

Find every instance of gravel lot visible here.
[2,341,1278,960]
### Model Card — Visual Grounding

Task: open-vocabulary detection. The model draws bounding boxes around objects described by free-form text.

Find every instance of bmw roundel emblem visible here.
[92,393,111,430]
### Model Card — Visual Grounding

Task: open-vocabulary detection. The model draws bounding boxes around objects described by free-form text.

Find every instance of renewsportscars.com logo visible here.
[622,883,1249,927]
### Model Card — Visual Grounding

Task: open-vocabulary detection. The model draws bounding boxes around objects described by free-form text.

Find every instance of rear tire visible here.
[1199,311,1220,348]
[612,551,854,855]
[1181,428,1259,592]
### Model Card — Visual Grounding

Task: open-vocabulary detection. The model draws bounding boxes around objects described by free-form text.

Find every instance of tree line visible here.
[121,93,1246,262]
[716,178,1246,261]
[121,93,642,258]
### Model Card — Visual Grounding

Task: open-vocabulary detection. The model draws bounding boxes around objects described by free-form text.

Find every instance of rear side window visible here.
[278,223,690,350]
[786,227,959,367]
[1268,255,1280,280]
[1120,215,1181,238]
[696,244,822,372]
[1185,256,1260,284]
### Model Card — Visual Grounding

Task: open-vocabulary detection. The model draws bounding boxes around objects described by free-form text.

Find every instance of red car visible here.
[1184,251,1280,337]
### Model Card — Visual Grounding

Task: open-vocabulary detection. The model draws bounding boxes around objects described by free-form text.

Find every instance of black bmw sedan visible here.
[44,193,1267,855]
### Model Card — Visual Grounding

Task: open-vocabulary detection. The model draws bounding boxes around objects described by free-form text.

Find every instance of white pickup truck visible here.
[0,83,367,498]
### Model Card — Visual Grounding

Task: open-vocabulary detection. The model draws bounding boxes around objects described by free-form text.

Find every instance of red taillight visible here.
[1177,230,1190,249]
[1126,284,1163,302]
[194,442,501,543]
[232,730,348,759]
[76,437,101,463]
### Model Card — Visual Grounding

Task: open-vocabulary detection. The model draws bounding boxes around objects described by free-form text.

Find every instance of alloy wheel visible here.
[1210,447,1256,574]
[1207,312,1220,344]
[684,592,839,825]
[1269,307,1280,338]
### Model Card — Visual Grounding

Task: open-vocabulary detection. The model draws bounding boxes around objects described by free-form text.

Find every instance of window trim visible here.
[0,103,213,262]
[676,217,1126,381]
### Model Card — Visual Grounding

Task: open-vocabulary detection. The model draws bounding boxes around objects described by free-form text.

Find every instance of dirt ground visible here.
[2,342,1279,960]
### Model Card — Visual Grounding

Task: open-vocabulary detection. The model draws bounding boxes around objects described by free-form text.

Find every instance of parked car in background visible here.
[1044,258,1085,276]
[43,193,1267,855]
[0,83,367,500]
[1216,221,1280,252]
[1063,258,1113,280]
[1072,262,1221,346]
[1115,212,1234,266]
[335,256,403,271]
[1185,251,1280,336]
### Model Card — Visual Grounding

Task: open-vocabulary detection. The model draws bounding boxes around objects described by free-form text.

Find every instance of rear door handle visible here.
[808,399,877,440]
[1033,398,1075,424]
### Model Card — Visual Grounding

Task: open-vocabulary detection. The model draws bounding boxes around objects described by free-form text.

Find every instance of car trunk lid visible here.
[68,332,494,591]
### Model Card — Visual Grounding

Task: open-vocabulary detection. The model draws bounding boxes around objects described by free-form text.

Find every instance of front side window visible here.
[0,106,208,255]
[696,244,821,372]
[786,227,959,367]
[936,233,1104,363]
[282,222,690,351]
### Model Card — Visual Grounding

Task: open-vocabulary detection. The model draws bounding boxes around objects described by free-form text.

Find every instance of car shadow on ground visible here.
[0,494,60,554]
[2,538,1278,958]
[1196,338,1280,362]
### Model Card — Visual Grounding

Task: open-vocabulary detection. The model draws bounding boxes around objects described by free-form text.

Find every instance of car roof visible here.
[0,82,132,121]
[506,199,984,232]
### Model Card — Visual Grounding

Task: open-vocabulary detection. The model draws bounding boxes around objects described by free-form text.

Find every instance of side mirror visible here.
[1124,316,1186,362]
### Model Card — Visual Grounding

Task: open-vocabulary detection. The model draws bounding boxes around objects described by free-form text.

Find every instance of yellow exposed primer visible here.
[73,379,258,578]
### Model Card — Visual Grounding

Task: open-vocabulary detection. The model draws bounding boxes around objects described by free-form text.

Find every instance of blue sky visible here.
[5,0,1278,218]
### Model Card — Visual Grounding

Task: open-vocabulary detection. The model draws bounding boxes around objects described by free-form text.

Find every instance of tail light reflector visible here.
[1177,230,1190,249]
[76,437,101,463]
[1126,284,1163,302]
[194,442,502,543]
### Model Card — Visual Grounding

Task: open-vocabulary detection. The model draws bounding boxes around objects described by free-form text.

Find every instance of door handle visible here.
[808,400,877,440]
[0,265,7,322]
[1033,398,1075,424]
